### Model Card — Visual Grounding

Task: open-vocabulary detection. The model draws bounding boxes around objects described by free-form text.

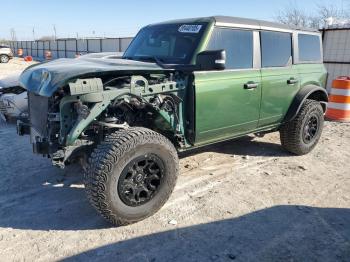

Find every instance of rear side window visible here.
[261,31,292,67]
[298,34,322,62]
[207,28,253,69]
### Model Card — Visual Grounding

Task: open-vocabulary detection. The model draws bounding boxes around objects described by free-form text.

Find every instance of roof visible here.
[150,16,319,33]
[324,24,350,30]
[214,16,319,32]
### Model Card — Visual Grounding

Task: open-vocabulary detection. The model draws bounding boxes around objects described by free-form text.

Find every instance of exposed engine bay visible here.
[19,71,193,168]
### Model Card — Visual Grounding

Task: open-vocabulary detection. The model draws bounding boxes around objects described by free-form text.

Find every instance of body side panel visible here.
[259,65,300,127]
[296,63,327,89]
[193,69,261,145]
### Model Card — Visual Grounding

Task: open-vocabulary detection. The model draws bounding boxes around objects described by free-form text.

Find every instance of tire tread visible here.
[280,99,324,155]
[84,127,178,226]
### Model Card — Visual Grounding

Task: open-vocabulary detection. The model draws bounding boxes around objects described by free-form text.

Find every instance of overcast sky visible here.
[0,0,348,40]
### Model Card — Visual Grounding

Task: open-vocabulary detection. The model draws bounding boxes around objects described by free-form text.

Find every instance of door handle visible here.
[287,78,298,85]
[244,82,258,90]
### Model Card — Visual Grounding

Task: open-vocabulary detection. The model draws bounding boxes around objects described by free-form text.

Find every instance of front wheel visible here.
[280,99,324,155]
[84,127,179,226]
[0,55,9,63]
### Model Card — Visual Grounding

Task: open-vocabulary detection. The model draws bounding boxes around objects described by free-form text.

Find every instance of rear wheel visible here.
[0,55,9,63]
[84,127,178,226]
[280,99,324,155]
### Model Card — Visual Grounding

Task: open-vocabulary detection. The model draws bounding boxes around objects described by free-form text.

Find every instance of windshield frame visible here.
[123,22,209,65]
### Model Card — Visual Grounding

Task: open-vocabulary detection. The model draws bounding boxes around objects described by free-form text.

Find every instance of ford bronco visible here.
[17,16,328,225]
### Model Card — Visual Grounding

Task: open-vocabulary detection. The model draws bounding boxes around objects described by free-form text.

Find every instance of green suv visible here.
[18,16,328,225]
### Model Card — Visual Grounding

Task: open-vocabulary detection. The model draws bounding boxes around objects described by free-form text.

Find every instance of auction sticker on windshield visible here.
[178,24,202,33]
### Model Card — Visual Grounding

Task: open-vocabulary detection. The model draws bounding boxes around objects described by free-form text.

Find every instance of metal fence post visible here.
[10,36,133,59]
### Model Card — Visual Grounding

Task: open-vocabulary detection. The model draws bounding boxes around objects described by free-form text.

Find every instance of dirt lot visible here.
[0,60,349,262]
[0,58,37,79]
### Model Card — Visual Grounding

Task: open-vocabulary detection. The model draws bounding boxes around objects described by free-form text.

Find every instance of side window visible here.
[298,34,322,62]
[207,28,253,69]
[261,31,292,67]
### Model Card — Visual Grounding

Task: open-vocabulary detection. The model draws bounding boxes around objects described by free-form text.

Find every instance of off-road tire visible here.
[84,127,179,226]
[280,99,324,155]
[0,55,9,63]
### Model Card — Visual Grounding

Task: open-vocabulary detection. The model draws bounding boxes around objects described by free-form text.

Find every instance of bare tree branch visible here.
[274,3,309,27]
[275,2,350,29]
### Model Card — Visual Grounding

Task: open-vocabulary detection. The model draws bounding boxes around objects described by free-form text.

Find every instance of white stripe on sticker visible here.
[328,102,350,110]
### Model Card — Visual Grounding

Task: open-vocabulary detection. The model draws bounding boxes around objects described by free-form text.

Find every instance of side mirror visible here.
[196,50,226,71]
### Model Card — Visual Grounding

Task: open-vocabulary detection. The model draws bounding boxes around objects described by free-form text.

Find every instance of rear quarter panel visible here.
[296,64,327,89]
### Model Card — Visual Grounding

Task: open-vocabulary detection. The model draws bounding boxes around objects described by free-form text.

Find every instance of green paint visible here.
[194,69,261,144]
[259,66,300,126]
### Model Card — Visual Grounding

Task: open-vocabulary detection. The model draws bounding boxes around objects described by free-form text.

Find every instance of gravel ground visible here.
[0,58,37,79]
[0,60,349,262]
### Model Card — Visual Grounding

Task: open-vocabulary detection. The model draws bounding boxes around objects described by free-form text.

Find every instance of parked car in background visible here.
[0,73,27,121]
[0,45,13,63]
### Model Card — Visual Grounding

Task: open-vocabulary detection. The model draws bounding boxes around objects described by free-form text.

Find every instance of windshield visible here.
[123,23,208,64]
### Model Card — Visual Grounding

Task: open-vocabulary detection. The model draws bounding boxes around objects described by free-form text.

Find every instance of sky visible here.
[0,0,348,40]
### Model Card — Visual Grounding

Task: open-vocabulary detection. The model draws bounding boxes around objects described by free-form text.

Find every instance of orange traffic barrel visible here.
[45,50,52,60]
[17,48,23,57]
[24,56,33,62]
[326,76,350,122]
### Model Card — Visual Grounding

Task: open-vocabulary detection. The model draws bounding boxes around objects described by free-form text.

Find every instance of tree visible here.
[37,36,55,41]
[315,4,350,28]
[0,39,10,45]
[275,2,350,29]
[275,4,309,27]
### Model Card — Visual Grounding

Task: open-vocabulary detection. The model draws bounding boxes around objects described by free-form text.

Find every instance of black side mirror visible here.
[196,50,226,71]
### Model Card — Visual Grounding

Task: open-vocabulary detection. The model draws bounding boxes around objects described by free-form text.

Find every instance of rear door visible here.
[194,28,261,145]
[259,31,300,127]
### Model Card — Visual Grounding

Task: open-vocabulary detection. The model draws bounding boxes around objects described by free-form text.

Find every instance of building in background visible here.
[322,21,350,91]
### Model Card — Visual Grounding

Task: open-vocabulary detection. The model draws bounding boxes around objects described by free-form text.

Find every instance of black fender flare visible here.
[283,85,328,123]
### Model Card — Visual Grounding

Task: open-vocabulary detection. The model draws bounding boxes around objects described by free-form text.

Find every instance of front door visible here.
[193,27,261,145]
[194,70,261,145]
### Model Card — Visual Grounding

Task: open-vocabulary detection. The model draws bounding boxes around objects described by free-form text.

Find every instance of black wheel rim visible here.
[118,154,164,207]
[303,115,319,144]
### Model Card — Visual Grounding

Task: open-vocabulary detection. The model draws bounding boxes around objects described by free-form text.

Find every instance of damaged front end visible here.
[18,61,189,168]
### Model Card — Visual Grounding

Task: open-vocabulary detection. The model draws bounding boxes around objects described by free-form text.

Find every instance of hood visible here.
[19,58,167,97]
